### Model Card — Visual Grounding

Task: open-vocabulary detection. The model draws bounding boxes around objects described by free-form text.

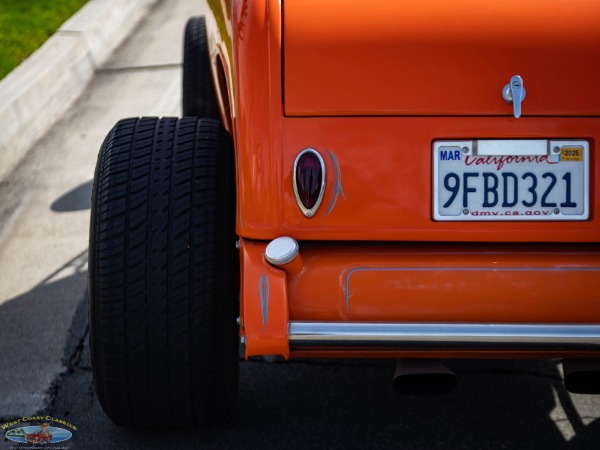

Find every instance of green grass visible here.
[0,0,88,80]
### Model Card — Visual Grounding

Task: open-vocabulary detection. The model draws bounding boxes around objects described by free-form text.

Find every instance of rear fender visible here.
[240,239,289,359]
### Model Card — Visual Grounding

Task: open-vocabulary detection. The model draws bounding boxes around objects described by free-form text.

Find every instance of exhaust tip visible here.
[563,360,600,394]
[393,359,457,396]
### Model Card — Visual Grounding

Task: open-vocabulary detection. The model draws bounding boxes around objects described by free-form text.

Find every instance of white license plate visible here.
[433,140,589,221]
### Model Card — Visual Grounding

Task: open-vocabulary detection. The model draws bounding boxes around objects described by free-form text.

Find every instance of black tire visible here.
[183,16,220,118]
[89,117,238,428]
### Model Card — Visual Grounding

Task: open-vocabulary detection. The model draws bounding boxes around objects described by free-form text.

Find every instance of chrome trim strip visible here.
[293,148,326,218]
[289,322,600,349]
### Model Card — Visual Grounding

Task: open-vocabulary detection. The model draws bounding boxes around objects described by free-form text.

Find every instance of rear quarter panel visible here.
[207,0,599,243]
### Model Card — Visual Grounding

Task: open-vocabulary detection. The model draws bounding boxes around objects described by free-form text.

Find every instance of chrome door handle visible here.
[503,75,527,119]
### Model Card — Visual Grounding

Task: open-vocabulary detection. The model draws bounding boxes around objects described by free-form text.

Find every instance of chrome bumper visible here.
[289,322,600,350]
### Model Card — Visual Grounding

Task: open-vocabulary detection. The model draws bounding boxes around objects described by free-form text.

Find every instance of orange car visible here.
[89,0,600,427]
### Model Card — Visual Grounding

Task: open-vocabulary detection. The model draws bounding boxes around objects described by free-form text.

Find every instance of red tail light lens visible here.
[296,154,321,208]
[293,148,326,217]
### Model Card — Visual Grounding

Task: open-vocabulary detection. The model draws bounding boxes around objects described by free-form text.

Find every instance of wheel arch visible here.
[213,50,233,134]
[203,1,236,136]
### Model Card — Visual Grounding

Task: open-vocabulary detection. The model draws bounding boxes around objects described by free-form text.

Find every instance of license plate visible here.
[433,140,589,221]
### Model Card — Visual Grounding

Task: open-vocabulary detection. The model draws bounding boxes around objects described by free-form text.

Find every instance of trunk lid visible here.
[283,0,600,117]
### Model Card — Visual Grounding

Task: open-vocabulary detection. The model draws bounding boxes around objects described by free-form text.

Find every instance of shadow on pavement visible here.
[0,251,88,423]
[46,342,600,449]
[50,181,93,213]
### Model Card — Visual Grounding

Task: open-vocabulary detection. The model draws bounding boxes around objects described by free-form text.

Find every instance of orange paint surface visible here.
[218,0,600,242]
[286,242,600,323]
[284,0,600,116]
[240,240,289,359]
[278,117,599,242]
[212,1,600,359]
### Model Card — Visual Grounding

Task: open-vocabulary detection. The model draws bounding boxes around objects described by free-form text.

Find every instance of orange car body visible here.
[203,0,600,360]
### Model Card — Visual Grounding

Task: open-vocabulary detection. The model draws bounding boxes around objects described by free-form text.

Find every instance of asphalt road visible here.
[45,332,600,449]
[1,0,600,449]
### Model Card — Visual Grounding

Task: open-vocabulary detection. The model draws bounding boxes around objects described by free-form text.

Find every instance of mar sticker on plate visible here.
[433,140,589,221]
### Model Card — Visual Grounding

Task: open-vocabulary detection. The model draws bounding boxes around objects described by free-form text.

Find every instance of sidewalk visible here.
[0,0,158,182]
[0,0,196,419]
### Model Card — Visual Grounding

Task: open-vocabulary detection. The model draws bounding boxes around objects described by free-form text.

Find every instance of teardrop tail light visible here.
[293,148,326,218]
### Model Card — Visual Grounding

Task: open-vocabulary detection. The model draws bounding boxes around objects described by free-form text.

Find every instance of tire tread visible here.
[89,117,237,428]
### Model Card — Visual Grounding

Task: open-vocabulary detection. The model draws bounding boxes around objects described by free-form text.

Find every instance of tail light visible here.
[293,148,326,218]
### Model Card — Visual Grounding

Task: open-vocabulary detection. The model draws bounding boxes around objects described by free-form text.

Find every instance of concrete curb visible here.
[0,0,158,181]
